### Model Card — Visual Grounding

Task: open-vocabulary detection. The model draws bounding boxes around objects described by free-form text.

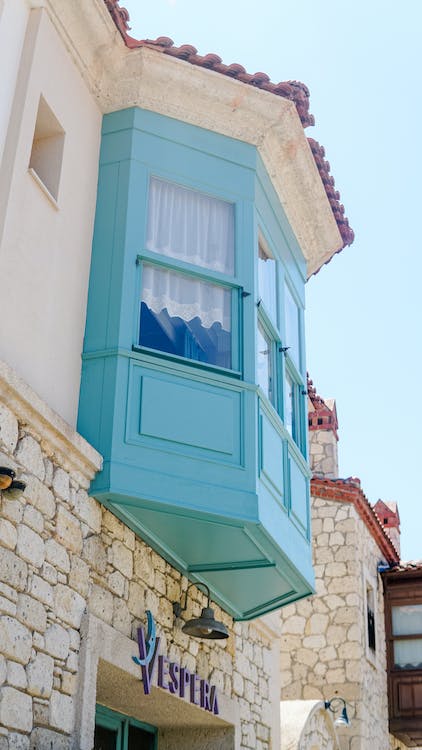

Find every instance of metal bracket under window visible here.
[279,346,290,355]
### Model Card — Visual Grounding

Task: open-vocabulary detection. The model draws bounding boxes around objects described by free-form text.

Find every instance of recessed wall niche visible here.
[29,96,65,201]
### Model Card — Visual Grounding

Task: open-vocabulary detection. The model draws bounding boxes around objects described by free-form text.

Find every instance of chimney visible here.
[373,499,401,556]
[307,376,339,479]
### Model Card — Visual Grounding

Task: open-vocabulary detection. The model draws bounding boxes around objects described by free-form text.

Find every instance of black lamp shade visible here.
[182,606,229,639]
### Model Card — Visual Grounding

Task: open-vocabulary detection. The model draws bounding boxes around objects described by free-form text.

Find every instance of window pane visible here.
[258,243,277,323]
[392,604,422,636]
[94,725,118,750]
[394,639,422,670]
[284,285,300,369]
[146,178,234,275]
[257,324,273,402]
[284,372,295,437]
[128,724,155,749]
[140,264,232,368]
[367,586,376,651]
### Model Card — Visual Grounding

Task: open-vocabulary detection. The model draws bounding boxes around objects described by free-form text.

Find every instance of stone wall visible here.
[308,429,338,479]
[0,366,278,750]
[280,494,390,750]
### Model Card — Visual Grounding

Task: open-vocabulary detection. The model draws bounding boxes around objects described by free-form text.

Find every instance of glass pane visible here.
[140,264,232,368]
[257,324,273,402]
[284,372,295,437]
[284,285,300,369]
[128,724,155,749]
[94,725,118,750]
[394,639,422,670]
[392,604,422,636]
[146,177,234,275]
[258,243,277,323]
[367,585,376,651]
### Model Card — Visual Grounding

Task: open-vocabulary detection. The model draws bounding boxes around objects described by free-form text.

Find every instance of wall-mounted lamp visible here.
[0,467,26,494]
[172,582,229,640]
[324,697,351,728]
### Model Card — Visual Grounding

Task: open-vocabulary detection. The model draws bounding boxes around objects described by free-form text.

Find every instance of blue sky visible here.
[122,0,421,561]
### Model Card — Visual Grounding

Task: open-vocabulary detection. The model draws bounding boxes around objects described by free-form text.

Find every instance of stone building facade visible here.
[280,385,409,750]
[0,364,281,749]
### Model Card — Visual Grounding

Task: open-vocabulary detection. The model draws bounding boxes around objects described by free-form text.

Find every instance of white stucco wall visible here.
[0,0,29,164]
[0,7,101,426]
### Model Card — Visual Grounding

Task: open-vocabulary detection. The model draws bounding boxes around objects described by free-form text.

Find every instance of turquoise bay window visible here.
[78,107,314,620]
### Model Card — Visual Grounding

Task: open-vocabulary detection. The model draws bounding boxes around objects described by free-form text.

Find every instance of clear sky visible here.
[122,0,421,561]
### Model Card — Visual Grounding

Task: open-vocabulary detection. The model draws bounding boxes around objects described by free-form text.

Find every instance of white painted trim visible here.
[28,166,59,209]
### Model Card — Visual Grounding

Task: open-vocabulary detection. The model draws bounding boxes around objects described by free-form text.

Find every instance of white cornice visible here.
[36,0,343,276]
[0,360,102,481]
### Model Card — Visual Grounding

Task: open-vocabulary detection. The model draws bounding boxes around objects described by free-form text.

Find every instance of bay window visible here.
[79,107,315,622]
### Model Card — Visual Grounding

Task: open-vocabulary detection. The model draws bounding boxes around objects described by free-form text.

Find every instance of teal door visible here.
[94,705,157,750]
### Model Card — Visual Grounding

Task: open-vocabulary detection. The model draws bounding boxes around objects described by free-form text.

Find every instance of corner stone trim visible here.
[0,360,102,481]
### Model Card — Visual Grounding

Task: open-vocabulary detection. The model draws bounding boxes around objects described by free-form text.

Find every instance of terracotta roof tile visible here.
[307,375,339,439]
[384,560,422,574]
[104,0,354,262]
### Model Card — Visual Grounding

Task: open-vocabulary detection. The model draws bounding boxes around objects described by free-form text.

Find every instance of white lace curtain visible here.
[146,177,234,275]
[142,265,231,331]
[142,178,234,330]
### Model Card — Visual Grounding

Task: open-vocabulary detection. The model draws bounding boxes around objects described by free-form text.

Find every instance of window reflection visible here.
[394,639,422,670]
[128,724,155,749]
[94,725,118,750]
[284,284,300,370]
[392,604,422,636]
[257,324,273,403]
[140,265,232,369]
[284,372,294,437]
[258,243,277,323]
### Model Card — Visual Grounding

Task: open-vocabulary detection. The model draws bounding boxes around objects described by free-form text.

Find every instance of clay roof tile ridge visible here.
[104,0,354,266]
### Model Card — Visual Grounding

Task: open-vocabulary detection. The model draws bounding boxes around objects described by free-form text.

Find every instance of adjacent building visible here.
[280,382,421,750]
[0,1,353,748]
[382,562,422,747]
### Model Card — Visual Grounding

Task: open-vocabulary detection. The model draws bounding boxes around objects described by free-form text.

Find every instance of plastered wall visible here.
[0,7,101,427]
